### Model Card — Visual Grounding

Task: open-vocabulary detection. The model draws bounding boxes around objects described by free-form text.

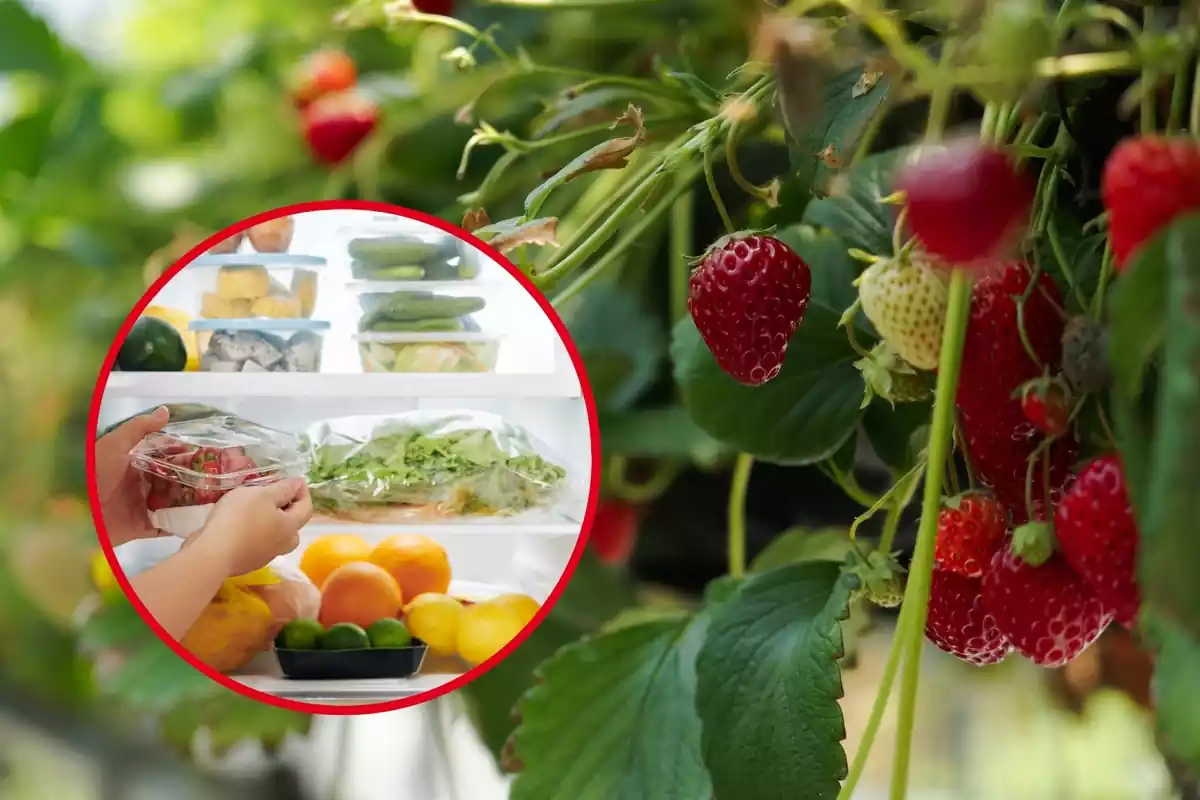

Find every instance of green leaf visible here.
[750,527,854,572]
[1139,214,1200,641]
[0,0,65,75]
[599,406,726,462]
[803,149,905,257]
[161,691,311,756]
[79,599,154,651]
[862,399,932,472]
[533,88,631,138]
[776,224,861,313]
[101,640,215,712]
[1146,615,1200,770]
[790,67,893,197]
[695,562,851,800]
[563,284,665,413]
[511,616,711,800]
[671,303,865,464]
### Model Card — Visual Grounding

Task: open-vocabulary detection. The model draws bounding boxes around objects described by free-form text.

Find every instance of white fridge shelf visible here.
[104,372,582,399]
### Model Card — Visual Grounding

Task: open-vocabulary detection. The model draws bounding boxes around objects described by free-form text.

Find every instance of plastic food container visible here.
[130,416,308,537]
[276,641,428,680]
[187,254,326,320]
[339,216,478,282]
[354,332,499,373]
[191,319,329,373]
[345,280,488,334]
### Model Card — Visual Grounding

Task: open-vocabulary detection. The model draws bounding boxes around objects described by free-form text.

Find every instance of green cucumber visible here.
[347,236,449,266]
[359,295,486,327]
[350,261,426,281]
[359,317,469,333]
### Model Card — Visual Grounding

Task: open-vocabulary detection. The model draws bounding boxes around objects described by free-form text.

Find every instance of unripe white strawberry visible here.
[856,252,950,371]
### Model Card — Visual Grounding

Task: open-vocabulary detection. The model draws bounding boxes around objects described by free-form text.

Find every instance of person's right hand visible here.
[190,478,312,578]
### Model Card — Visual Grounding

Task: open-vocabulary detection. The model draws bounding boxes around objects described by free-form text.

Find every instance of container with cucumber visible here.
[347,233,479,281]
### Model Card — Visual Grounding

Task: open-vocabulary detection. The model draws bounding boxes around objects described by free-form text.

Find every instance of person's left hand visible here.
[95,407,170,547]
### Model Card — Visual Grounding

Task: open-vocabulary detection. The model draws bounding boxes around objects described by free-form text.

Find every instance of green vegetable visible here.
[350,261,426,281]
[359,317,469,334]
[276,619,325,650]
[116,317,189,372]
[321,623,371,651]
[305,418,568,518]
[358,293,486,326]
[359,341,497,372]
[348,235,450,265]
[366,619,412,649]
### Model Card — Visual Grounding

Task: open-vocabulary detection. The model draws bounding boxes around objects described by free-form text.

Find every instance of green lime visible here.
[321,622,370,651]
[276,618,325,650]
[366,618,412,648]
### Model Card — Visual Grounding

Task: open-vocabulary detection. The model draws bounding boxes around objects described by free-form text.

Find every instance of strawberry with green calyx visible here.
[845,549,906,609]
[925,568,1013,666]
[855,249,950,371]
[1016,376,1071,438]
[688,232,811,386]
[1010,520,1055,567]
[934,493,1008,578]
[1061,315,1112,393]
[854,341,934,408]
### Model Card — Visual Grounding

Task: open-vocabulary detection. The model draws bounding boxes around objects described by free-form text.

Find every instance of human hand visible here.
[94,406,170,546]
[190,478,312,578]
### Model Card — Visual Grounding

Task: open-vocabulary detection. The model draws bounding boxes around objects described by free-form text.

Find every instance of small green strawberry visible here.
[855,341,935,407]
[846,549,906,609]
[856,251,950,371]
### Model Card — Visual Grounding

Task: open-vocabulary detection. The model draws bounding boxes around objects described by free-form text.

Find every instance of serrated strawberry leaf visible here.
[750,527,854,573]
[671,302,866,464]
[694,562,852,800]
[777,224,861,312]
[803,149,906,257]
[511,616,711,800]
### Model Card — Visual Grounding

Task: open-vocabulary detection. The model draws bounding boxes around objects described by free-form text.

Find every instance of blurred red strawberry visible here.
[412,0,456,14]
[292,50,357,110]
[588,500,641,565]
[302,91,380,166]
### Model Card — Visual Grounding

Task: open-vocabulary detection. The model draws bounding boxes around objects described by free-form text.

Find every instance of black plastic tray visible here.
[275,640,428,680]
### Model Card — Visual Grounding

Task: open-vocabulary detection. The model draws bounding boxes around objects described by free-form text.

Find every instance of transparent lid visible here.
[130,416,308,490]
[189,254,327,268]
[190,319,331,332]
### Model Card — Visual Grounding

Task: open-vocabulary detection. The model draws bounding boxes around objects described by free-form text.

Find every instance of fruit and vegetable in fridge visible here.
[687,233,811,386]
[317,561,404,629]
[356,291,485,327]
[276,618,325,651]
[367,534,452,604]
[196,327,324,373]
[140,306,200,371]
[357,336,498,373]
[247,217,295,253]
[116,317,189,372]
[321,622,371,651]
[487,593,540,628]
[347,235,448,266]
[403,593,464,657]
[299,534,373,589]
[200,265,318,321]
[366,618,413,649]
[457,599,529,666]
[206,231,244,254]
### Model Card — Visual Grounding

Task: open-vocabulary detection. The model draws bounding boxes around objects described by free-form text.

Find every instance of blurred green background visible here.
[0,0,1179,797]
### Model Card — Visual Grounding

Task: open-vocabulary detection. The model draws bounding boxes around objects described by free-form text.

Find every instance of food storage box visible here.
[276,642,429,680]
[187,254,326,320]
[191,319,329,373]
[354,332,499,373]
[346,280,487,334]
[339,216,478,282]
[130,416,309,537]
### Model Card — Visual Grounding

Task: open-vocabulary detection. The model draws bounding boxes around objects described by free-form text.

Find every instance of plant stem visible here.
[889,269,973,800]
[848,460,926,540]
[1140,8,1156,135]
[1191,59,1200,136]
[1047,216,1087,310]
[728,453,754,578]
[669,189,694,322]
[704,144,735,234]
[1169,65,1189,133]
[1091,240,1114,320]
[880,470,921,554]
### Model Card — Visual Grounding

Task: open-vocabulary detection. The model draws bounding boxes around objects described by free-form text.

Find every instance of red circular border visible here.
[86,200,601,716]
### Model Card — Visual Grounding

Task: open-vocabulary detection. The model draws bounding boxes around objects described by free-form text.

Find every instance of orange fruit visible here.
[299,534,372,589]
[367,534,452,604]
[318,562,404,629]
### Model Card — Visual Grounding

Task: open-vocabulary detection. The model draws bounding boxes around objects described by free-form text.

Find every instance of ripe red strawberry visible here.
[956,262,1077,519]
[412,0,455,13]
[302,91,380,166]
[934,494,1008,578]
[1018,377,1071,437]
[292,50,357,110]
[1102,136,1200,272]
[896,138,1034,267]
[588,500,640,565]
[1054,454,1139,628]
[688,234,811,386]
[982,548,1111,667]
[925,568,1012,666]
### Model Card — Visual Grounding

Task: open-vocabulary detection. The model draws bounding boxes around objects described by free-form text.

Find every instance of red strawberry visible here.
[292,50,357,110]
[1102,136,1200,272]
[412,0,455,14]
[302,91,380,166]
[688,234,812,386]
[1018,377,1071,438]
[956,262,1077,519]
[934,494,1008,578]
[1054,454,1139,628]
[925,568,1013,666]
[896,138,1034,267]
[982,548,1111,667]
[588,500,640,565]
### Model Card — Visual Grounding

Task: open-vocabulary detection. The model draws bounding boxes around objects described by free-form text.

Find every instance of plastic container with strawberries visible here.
[130,416,309,537]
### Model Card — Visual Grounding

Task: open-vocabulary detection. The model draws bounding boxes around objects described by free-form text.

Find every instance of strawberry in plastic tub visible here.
[131,416,309,537]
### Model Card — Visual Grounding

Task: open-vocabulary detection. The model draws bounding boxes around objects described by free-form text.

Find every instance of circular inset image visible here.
[86,202,599,713]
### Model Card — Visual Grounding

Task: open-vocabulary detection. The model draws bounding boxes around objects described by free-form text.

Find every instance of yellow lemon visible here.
[91,550,120,594]
[404,593,464,657]
[483,593,540,627]
[457,602,527,666]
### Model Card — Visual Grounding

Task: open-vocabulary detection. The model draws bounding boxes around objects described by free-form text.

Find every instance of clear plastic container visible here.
[345,280,488,334]
[338,216,478,282]
[130,415,309,536]
[354,332,499,373]
[187,253,326,320]
[191,319,330,373]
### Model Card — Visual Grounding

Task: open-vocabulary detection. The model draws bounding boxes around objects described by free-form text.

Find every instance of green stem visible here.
[924,43,956,143]
[607,456,679,503]
[397,12,511,63]
[1047,216,1087,310]
[1092,240,1114,320]
[1168,65,1189,133]
[1140,8,1156,135]
[1191,59,1200,136]
[824,460,881,509]
[725,117,772,200]
[704,145,735,234]
[848,460,926,541]
[728,453,754,578]
[669,190,694,322]
[880,469,922,555]
[890,270,973,800]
